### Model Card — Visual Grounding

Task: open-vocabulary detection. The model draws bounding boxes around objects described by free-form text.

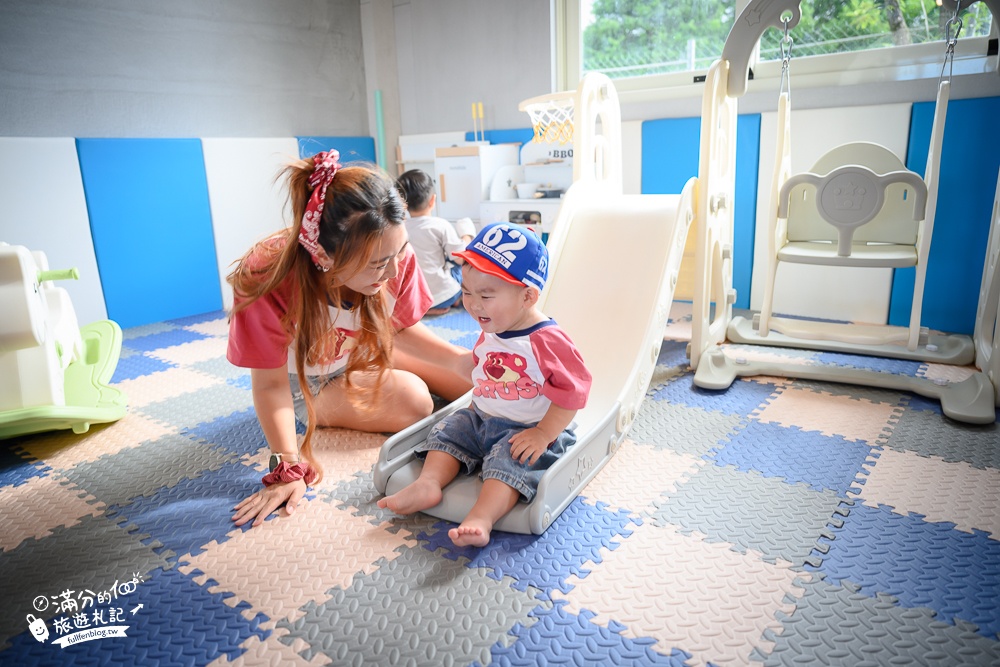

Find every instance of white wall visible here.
[0,0,369,138]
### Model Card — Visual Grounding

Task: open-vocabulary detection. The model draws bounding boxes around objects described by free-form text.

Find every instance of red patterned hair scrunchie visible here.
[298,149,342,271]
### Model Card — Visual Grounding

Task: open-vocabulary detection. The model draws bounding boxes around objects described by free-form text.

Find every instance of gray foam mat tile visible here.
[60,433,238,508]
[189,356,251,382]
[0,514,171,649]
[136,384,254,431]
[755,577,1000,666]
[627,400,744,458]
[319,470,438,537]
[882,404,1000,470]
[650,464,846,566]
[277,545,549,666]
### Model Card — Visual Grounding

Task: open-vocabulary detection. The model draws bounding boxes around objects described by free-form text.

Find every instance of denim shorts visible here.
[288,371,344,424]
[416,403,576,502]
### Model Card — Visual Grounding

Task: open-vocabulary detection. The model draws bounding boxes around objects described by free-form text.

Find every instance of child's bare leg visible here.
[449,479,519,547]
[377,451,461,514]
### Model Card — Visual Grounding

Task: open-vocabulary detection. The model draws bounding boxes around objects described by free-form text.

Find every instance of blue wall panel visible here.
[891,96,1000,335]
[76,138,222,329]
[641,114,760,310]
[297,136,376,164]
[465,128,536,149]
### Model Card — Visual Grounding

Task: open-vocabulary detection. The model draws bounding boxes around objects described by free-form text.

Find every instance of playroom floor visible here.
[1,304,998,667]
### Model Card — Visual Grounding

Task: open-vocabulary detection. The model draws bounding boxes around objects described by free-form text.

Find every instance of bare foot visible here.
[448,518,493,547]
[377,479,443,515]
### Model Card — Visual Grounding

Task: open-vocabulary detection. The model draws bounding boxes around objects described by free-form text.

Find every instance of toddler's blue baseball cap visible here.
[453,223,548,291]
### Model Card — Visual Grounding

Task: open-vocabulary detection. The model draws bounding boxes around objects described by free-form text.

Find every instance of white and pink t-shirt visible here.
[227,242,431,376]
[470,320,591,424]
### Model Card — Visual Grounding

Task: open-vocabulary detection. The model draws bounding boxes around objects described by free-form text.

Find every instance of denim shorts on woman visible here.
[288,371,344,425]
[415,403,576,502]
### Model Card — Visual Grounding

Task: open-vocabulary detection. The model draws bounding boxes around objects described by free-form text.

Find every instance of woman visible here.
[227,150,471,527]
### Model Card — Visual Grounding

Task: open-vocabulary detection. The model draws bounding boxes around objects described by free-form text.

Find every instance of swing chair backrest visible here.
[781,141,928,251]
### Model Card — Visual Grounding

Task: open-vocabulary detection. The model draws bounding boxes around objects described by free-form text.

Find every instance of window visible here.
[558,0,997,97]
[758,0,994,61]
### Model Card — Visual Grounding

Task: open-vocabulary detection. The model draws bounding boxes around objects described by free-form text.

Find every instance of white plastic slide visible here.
[374,73,697,534]
[373,179,695,534]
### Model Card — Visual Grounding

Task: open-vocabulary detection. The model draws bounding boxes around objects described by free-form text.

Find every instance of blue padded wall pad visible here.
[641,114,761,310]
[76,138,221,329]
[297,136,376,164]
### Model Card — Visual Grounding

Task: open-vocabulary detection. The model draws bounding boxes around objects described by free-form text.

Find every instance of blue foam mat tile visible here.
[181,408,268,459]
[813,503,1000,638]
[650,374,780,416]
[422,309,479,332]
[418,498,636,597]
[1,567,268,666]
[814,351,924,376]
[653,339,691,371]
[0,446,51,489]
[491,603,692,666]
[110,354,177,383]
[226,375,252,391]
[711,420,874,496]
[104,460,264,562]
[0,513,172,652]
[121,328,210,353]
[121,322,177,341]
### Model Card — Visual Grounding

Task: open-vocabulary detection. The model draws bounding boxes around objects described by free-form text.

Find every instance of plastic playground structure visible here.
[375,0,1000,534]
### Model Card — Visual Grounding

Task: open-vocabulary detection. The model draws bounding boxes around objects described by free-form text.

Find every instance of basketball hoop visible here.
[519,91,575,145]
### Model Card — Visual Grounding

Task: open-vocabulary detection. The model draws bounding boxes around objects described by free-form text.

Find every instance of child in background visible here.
[378,223,592,547]
[396,169,474,315]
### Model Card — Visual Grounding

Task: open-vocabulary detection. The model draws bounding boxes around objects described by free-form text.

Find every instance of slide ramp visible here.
[374,178,695,534]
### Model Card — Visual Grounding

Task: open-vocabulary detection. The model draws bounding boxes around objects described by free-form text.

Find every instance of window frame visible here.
[555,0,999,103]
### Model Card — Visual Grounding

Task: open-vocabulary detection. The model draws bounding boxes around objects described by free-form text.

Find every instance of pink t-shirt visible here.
[227,242,431,376]
[470,320,591,424]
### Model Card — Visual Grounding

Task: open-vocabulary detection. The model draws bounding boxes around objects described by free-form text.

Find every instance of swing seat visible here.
[758,141,934,351]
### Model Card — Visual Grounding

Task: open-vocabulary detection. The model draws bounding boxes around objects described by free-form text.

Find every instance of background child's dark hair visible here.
[396,169,436,212]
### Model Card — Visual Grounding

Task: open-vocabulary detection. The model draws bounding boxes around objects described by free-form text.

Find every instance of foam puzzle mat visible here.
[1,305,998,666]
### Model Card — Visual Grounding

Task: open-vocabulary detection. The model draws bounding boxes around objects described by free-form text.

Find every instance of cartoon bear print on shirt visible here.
[476,351,540,401]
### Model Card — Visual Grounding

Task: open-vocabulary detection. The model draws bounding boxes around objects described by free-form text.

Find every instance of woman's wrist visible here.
[268,451,301,471]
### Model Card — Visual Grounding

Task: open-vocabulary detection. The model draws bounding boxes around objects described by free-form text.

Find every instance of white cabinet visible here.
[434,145,519,221]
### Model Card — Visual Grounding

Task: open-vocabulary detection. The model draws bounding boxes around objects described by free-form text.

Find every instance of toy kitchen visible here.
[433,139,573,241]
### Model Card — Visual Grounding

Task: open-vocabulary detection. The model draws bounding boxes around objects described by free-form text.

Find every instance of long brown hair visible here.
[228,158,407,479]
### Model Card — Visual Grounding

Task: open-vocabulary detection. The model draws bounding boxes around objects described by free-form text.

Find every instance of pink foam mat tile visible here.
[580,439,703,515]
[178,497,416,624]
[186,318,232,338]
[552,521,807,667]
[149,336,231,367]
[917,362,980,384]
[238,428,386,492]
[0,474,105,552]
[13,413,175,471]
[115,366,224,408]
[753,386,901,443]
[857,447,1000,538]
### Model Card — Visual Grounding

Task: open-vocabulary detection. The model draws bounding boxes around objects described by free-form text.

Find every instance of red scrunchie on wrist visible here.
[262,461,318,487]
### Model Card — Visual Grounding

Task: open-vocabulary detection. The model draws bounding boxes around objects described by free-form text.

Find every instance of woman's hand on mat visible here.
[509,428,550,465]
[232,480,306,528]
